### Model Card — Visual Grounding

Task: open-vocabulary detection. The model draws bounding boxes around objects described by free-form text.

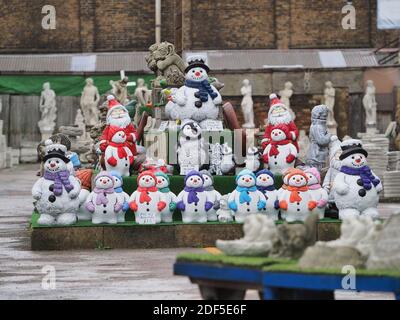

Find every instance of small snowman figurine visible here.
[176,171,214,223]
[110,171,130,223]
[155,171,177,223]
[32,140,81,225]
[255,169,280,221]
[104,127,134,177]
[75,169,93,221]
[245,146,261,172]
[228,169,266,223]
[278,168,317,222]
[262,124,297,175]
[200,170,221,221]
[216,194,234,223]
[129,171,167,224]
[220,143,235,174]
[304,167,328,219]
[85,171,123,224]
[166,55,222,126]
[333,141,382,219]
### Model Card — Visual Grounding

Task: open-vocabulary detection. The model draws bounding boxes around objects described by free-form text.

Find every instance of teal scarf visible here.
[236,186,257,204]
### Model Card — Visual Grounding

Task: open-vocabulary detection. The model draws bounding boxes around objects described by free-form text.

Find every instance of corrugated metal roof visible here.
[0,49,378,73]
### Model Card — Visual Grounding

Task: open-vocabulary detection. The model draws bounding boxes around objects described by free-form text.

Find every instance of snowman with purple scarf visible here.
[255,169,280,221]
[333,141,383,219]
[32,140,81,225]
[165,55,222,127]
[176,170,214,223]
[110,171,130,223]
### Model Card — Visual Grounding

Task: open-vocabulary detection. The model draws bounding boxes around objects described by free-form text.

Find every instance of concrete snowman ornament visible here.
[220,143,235,174]
[245,146,261,172]
[278,168,317,222]
[111,171,130,223]
[85,171,123,224]
[129,171,167,224]
[262,124,297,174]
[304,167,328,219]
[256,169,280,221]
[228,169,266,223]
[32,140,81,225]
[177,120,207,175]
[176,171,214,223]
[104,127,134,177]
[216,194,234,223]
[165,55,222,127]
[333,141,382,219]
[155,171,177,223]
[200,170,222,221]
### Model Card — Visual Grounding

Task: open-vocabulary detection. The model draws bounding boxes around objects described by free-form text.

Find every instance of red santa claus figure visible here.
[99,95,138,157]
[262,93,299,152]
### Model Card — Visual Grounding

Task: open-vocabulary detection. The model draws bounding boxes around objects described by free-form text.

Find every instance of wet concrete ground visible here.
[0,164,397,300]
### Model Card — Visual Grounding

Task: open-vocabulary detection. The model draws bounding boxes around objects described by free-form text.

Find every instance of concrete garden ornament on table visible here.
[200,170,221,222]
[32,140,81,226]
[155,171,177,223]
[111,171,130,223]
[255,169,280,221]
[80,78,100,127]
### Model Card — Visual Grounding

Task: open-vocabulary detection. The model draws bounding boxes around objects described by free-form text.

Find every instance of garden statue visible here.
[209,143,223,176]
[228,169,266,223]
[306,104,337,171]
[155,171,176,223]
[176,171,214,223]
[220,143,235,175]
[240,79,255,129]
[85,171,123,225]
[304,167,328,219]
[165,55,222,127]
[324,81,336,132]
[133,78,152,124]
[109,77,130,105]
[145,41,186,87]
[200,170,221,222]
[216,194,234,223]
[333,140,383,219]
[32,140,80,225]
[278,168,317,222]
[38,82,57,141]
[111,171,130,223]
[363,80,378,132]
[244,146,261,172]
[279,81,295,120]
[262,93,299,152]
[255,169,279,221]
[80,78,100,126]
[129,171,166,224]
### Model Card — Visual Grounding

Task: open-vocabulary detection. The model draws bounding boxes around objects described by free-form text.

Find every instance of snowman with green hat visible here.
[155,171,177,223]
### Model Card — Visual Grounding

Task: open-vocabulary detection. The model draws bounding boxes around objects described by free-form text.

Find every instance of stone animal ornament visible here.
[155,171,177,223]
[145,41,186,87]
[32,140,81,226]
[304,167,328,219]
[333,141,382,219]
[85,171,123,224]
[216,194,234,223]
[255,169,280,221]
[228,169,266,223]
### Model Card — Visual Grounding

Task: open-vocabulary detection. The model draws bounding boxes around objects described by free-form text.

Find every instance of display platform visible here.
[174,253,400,300]
[30,212,341,250]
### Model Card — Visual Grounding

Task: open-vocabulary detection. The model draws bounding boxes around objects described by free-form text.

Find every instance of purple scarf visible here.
[185,186,204,204]
[341,166,380,190]
[93,187,114,205]
[43,170,74,196]
[257,185,275,192]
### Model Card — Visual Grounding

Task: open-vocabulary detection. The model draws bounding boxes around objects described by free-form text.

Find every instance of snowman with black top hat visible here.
[165,55,222,127]
[333,140,383,219]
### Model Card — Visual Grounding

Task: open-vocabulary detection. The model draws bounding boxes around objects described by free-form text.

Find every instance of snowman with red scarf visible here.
[104,126,133,177]
[262,123,297,174]
[129,171,167,224]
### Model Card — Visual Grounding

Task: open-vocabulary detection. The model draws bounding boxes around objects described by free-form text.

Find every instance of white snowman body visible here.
[244,147,260,172]
[201,173,221,222]
[112,175,130,223]
[77,188,92,221]
[156,176,177,223]
[86,176,120,224]
[177,174,209,223]
[278,173,315,222]
[165,66,222,125]
[177,121,207,170]
[32,157,80,226]
[263,128,297,174]
[104,130,133,177]
[256,173,279,221]
[306,173,328,219]
[129,174,165,224]
[333,153,382,219]
[220,143,235,174]
[228,173,266,223]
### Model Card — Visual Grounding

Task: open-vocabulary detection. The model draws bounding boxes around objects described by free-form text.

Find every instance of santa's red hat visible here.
[269,93,285,109]
[272,123,290,137]
[106,95,128,118]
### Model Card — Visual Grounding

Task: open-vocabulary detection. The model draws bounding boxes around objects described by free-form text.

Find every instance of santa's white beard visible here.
[107,115,131,128]
[268,111,292,125]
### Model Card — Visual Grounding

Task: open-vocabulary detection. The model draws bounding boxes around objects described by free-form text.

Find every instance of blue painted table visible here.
[174,261,400,300]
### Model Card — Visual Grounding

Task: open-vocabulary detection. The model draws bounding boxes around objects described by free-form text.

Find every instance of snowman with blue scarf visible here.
[333,141,383,219]
[255,169,280,221]
[228,169,266,223]
[110,171,130,223]
[165,55,222,127]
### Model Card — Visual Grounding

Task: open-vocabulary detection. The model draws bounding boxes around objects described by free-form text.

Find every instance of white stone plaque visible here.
[180,164,199,176]
[137,211,157,225]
